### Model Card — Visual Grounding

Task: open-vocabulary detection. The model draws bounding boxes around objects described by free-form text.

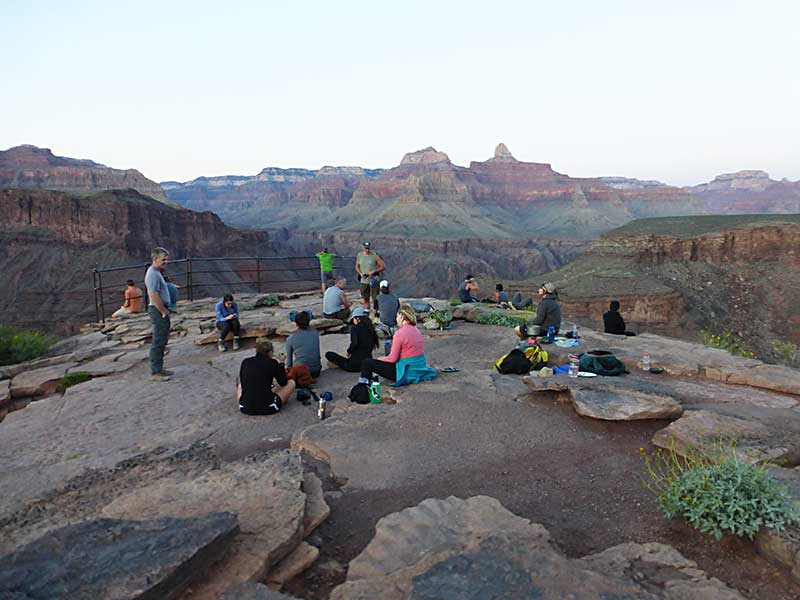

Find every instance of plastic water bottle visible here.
[384,340,392,357]
[317,396,327,420]
[642,352,651,371]
[369,375,382,404]
[571,323,579,340]
[547,325,555,343]
[568,354,579,378]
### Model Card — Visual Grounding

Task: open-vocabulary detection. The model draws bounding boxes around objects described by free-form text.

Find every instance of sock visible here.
[358,377,369,384]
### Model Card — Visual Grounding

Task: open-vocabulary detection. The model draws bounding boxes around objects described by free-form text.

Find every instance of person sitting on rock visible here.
[494,283,512,309]
[112,279,145,318]
[510,291,533,310]
[357,304,437,386]
[323,276,351,321]
[603,300,636,336]
[325,307,379,372]
[458,275,480,303]
[237,338,296,415]
[285,310,322,378]
[376,279,400,330]
[216,293,241,352]
[530,282,561,336]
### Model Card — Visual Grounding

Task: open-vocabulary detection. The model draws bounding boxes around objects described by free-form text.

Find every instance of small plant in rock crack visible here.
[477,311,534,328]
[702,329,757,359]
[641,442,799,540]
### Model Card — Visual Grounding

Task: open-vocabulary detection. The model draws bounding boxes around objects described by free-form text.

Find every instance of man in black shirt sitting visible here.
[237,338,296,415]
[603,300,636,336]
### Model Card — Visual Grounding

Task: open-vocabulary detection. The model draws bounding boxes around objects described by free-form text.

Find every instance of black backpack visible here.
[496,349,532,375]
[348,382,371,404]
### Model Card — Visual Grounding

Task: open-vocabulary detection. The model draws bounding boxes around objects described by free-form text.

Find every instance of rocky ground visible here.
[1,294,799,599]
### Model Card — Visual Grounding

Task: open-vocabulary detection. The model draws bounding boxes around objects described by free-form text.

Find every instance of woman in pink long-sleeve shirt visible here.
[359,304,437,385]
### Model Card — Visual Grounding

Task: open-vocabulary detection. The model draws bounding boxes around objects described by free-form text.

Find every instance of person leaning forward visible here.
[145,247,172,381]
[323,276,351,321]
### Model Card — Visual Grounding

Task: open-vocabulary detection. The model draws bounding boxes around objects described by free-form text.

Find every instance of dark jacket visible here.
[239,354,287,413]
[347,321,377,364]
[533,293,561,333]
[603,310,626,335]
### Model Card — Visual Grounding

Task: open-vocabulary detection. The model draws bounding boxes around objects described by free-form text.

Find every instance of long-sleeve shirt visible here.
[284,328,321,373]
[215,301,239,325]
[532,294,561,333]
[381,323,425,363]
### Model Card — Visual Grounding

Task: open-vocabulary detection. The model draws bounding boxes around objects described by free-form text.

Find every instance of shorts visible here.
[360,281,378,303]
[239,392,282,416]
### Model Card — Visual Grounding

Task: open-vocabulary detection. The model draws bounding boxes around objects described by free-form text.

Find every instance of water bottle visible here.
[317,396,327,420]
[642,352,651,371]
[369,375,382,403]
[571,323,579,340]
[547,325,555,343]
[568,354,579,378]
[384,340,392,357]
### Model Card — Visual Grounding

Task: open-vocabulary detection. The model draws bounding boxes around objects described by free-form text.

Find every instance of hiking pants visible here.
[326,351,365,373]
[148,306,171,375]
[217,318,241,341]
[360,358,397,381]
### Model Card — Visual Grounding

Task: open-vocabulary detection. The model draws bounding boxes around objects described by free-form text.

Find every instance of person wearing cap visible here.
[284,310,322,378]
[458,275,480,303]
[376,279,400,329]
[315,246,337,294]
[112,279,145,318]
[323,276,351,321]
[325,307,379,372]
[355,241,385,310]
[530,282,561,335]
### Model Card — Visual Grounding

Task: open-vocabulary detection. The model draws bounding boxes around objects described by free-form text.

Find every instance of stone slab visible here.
[102,451,307,600]
[303,471,330,537]
[219,582,301,599]
[0,513,239,600]
[522,375,569,393]
[10,362,78,398]
[266,541,319,588]
[571,385,683,420]
[0,352,76,380]
[276,318,345,337]
[194,323,278,345]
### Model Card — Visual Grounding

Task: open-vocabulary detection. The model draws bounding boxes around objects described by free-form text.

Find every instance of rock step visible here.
[267,542,319,589]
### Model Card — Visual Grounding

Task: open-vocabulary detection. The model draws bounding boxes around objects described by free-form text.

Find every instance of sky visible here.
[1,0,798,186]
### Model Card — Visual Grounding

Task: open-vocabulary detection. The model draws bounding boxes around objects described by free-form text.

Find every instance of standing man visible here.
[355,241,385,310]
[315,247,337,293]
[145,247,173,382]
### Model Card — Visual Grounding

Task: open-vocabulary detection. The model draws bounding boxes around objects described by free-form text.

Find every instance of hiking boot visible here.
[149,373,171,382]
[218,340,227,352]
[160,369,174,376]
[232,336,240,351]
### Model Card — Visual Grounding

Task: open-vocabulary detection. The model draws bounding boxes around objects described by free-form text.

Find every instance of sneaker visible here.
[160,369,174,376]
[232,337,240,351]
[149,373,171,382]
[218,340,227,352]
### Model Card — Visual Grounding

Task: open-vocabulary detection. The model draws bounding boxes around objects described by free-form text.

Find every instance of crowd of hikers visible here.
[123,245,637,413]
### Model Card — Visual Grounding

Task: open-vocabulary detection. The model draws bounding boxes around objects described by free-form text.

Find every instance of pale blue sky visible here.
[2,0,798,185]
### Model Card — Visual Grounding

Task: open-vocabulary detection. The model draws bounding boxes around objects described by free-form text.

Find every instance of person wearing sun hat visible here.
[530,282,561,336]
[325,306,379,372]
[355,241,385,310]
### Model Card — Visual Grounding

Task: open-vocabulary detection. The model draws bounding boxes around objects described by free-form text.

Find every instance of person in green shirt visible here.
[315,247,337,293]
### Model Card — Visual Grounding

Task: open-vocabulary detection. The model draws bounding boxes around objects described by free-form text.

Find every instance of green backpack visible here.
[578,351,627,376]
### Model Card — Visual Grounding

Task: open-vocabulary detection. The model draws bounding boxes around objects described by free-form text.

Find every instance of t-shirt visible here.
[145,266,170,307]
[239,354,287,413]
[458,280,474,303]
[124,286,145,312]
[285,328,321,373]
[357,252,379,282]
[376,291,399,327]
[316,252,336,272]
[323,285,345,314]
[497,291,509,303]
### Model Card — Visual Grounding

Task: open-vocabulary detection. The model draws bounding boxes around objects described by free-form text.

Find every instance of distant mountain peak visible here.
[400,147,451,166]
[489,143,517,163]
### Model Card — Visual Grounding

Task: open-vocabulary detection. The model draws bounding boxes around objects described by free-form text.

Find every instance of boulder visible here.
[219,583,301,599]
[330,495,745,600]
[266,542,319,589]
[0,379,10,413]
[101,451,307,600]
[755,525,800,585]
[276,318,345,337]
[570,386,683,420]
[0,513,239,600]
[10,362,78,398]
[522,375,569,393]
[0,352,76,380]
[194,322,278,345]
[303,471,330,537]
[67,352,139,378]
[726,364,800,396]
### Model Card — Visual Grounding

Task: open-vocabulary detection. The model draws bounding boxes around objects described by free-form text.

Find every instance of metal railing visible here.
[92,255,355,323]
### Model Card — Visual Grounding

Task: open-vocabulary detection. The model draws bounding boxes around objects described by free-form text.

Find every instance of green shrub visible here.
[60,371,91,390]
[702,329,757,359]
[773,340,799,368]
[0,326,57,366]
[449,297,461,306]
[477,311,533,328]
[642,443,799,540]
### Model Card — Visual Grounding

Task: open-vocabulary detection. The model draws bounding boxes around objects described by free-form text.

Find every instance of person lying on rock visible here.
[603,300,636,336]
[237,338,296,415]
[216,293,241,352]
[285,310,322,378]
[357,304,437,386]
[510,291,533,310]
[326,307,379,372]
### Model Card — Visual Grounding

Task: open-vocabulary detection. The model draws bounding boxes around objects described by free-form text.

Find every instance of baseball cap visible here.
[541,282,556,294]
[363,241,371,248]
[349,307,368,321]
[379,279,389,288]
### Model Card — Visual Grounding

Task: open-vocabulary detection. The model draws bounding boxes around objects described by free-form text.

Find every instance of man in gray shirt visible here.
[145,247,172,381]
[376,280,399,328]
[284,311,322,378]
[323,277,351,321]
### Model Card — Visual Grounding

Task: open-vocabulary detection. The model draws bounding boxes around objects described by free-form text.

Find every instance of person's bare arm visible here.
[149,291,168,317]
[372,255,386,276]
[341,290,351,308]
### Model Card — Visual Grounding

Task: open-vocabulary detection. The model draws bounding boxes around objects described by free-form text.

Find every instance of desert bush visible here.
[449,297,461,306]
[477,311,533,328]
[773,340,799,368]
[642,443,799,540]
[0,326,56,366]
[60,371,92,390]
[702,329,757,359]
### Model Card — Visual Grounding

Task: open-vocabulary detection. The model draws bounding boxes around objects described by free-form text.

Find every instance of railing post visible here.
[97,268,106,323]
[93,268,100,323]
[256,257,261,294]
[187,258,194,301]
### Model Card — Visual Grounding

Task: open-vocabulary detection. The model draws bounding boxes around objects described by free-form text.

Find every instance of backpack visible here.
[285,364,315,387]
[578,351,627,376]
[494,346,549,374]
[348,382,371,404]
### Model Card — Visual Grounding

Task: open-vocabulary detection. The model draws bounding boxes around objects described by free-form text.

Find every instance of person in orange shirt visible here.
[112,279,145,318]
